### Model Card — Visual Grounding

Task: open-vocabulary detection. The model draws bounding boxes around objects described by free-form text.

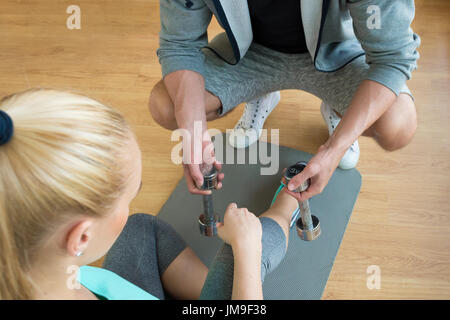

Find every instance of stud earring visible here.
[75,251,83,257]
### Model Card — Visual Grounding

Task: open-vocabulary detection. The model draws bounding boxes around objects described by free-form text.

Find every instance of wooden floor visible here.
[0,0,449,299]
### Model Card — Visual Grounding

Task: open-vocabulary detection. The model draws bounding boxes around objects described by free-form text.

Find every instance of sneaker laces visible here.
[349,140,358,152]
[240,100,260,130]
[238,94,273,130]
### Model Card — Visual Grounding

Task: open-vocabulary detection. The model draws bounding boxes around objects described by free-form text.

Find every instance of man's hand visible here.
[182,127,224,195]
[285,144,343,201]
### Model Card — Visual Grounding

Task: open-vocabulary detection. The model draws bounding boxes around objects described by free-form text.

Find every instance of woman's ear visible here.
[65,219,93,257]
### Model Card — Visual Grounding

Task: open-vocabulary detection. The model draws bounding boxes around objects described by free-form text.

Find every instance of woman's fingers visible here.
[224,202,238,217]
[215,222,224,230]
[218,203,237,242]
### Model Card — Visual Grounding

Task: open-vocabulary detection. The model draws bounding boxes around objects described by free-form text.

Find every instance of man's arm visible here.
[157,0,211,134]
[157,0,212,135]
[348,0,420,96]
[157,1,222,194]
[333,0,420,149]
[287,0,420,199]
[157,0,212,79]
[287,81,397,200]
[164,71,206,131]
[328,79,396,155]
[164,70,209,191]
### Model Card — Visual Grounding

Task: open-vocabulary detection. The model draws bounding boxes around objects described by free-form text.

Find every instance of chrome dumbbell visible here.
[282,161,321,241]
[198,164,219,237]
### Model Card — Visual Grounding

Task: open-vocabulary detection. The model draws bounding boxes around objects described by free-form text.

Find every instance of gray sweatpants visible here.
[202,42,412,117]
[102,213,286,300]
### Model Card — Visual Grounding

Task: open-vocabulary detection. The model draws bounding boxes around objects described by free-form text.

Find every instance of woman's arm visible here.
[231,243,263,300]
[200,202,289,300]
[216,203,263,300]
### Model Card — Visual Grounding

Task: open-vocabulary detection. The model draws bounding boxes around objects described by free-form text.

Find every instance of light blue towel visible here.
[78,266,158,300]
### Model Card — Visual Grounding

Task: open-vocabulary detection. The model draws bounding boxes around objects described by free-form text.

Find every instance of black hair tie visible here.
[0,110,14,145]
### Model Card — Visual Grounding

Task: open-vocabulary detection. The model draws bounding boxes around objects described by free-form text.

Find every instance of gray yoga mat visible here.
[157,133,361,299]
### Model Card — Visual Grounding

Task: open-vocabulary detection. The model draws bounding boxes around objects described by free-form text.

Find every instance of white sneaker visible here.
[320,102,360,170]
[229,91,281,149]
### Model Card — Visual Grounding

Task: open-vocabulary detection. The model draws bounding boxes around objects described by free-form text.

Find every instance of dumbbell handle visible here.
[202,194,215,224]
[298,199,314,231]
[283,161,321,241]
[283,162,314,231]
[198,164,219,237]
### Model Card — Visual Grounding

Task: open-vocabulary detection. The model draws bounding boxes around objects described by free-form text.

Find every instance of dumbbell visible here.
[282,161,321,241]
[198,163,219,237]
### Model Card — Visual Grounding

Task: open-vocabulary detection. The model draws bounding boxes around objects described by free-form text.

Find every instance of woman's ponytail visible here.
[0,89,131,299]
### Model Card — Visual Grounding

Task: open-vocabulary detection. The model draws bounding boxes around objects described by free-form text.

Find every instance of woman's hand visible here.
[217,203,263,300]
[217,203,262,253]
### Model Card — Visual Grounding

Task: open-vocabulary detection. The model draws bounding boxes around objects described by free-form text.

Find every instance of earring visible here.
[75,251,83,257]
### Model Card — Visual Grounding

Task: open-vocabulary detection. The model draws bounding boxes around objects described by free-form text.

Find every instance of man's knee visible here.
[377,94,417,151]
[148,80,178,130]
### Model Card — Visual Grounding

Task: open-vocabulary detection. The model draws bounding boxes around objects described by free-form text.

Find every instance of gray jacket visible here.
[157,0,420,96]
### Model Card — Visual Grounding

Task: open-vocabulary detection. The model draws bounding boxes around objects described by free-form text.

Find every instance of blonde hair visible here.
[0,89,132,299]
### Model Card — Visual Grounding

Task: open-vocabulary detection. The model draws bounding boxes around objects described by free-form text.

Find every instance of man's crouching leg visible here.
[363,93,417,151]
[148,79,223,131]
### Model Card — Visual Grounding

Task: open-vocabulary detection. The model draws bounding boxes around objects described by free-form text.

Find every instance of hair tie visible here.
[0,110,14,145]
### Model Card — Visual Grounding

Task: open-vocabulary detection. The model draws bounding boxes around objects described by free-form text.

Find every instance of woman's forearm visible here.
[231,244,263,300]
